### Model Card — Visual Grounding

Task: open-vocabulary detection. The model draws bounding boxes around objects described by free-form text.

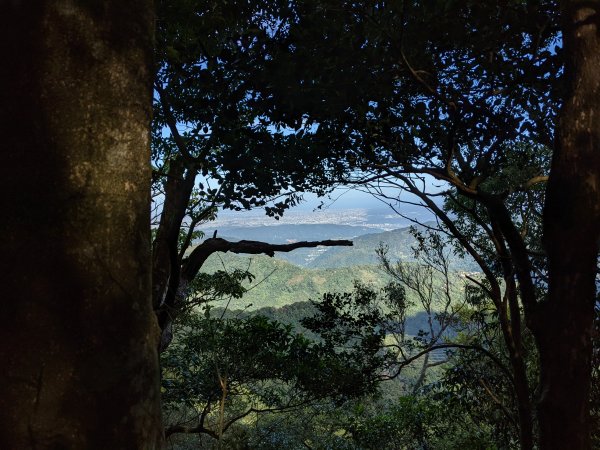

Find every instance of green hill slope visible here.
[193,222,476,311]
[307,227,417,268]
[305,226,477,271]
[200,252,388,310]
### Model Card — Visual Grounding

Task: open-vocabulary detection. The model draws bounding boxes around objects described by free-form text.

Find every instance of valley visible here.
[195,209,474,312]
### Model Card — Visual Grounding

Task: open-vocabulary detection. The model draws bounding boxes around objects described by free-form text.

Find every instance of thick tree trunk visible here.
[538,2,600,448]
[0,2,163,448]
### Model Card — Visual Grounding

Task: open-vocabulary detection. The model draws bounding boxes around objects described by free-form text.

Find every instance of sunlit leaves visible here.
[162,309,386,414]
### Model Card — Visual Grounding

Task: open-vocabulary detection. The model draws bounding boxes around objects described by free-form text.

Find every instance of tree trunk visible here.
[0,2,163,448]
[538,2,600,448]
[151,156,197,311]
[512,352,535,450]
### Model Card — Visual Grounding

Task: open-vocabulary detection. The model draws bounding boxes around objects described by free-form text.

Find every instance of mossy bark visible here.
[0,1,163,448]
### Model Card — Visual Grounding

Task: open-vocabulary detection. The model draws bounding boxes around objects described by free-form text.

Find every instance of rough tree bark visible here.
[537,1,600,448]
[0,2,163,448]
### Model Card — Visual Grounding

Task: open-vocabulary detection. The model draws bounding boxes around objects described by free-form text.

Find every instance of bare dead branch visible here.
[181,237,352,281]
[384,343,515,387]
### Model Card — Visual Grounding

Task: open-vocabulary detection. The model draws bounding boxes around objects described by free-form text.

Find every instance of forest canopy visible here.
[1,1,599,449]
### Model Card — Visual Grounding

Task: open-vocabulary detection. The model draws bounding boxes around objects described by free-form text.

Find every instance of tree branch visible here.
[157,237,353,352]
[165,423,218,439]
[154,82,202,168]
[385,343,515,387]
[181,237,353,281]
[520,175,548,190]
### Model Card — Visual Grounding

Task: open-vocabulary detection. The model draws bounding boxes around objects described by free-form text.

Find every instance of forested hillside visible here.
[200,252,388,309]
[193,223,475,316]
[215,300,448,341]
[307,227,416,267]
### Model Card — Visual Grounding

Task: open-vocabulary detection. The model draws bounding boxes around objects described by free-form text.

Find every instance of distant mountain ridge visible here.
[305,226,418,268]
[200,223,383,244]
[192,222,476,310]
[196,222,475,270]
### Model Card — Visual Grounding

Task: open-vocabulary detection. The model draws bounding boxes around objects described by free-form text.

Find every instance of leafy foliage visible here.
[349,395,496,450]
[162,302,387,441]
[153,0,332,220]
[151,1,599,448]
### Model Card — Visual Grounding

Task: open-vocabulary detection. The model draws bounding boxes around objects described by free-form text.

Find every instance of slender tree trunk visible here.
[151,157,197,311]
[538,2,600,448]
[512,352,535,450]
[487,215,535,450]
[497,298,534,450]
[0,2,163,448]
[504,281,534,450]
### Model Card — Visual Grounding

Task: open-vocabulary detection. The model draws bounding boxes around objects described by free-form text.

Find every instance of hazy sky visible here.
[296,188,383,210]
